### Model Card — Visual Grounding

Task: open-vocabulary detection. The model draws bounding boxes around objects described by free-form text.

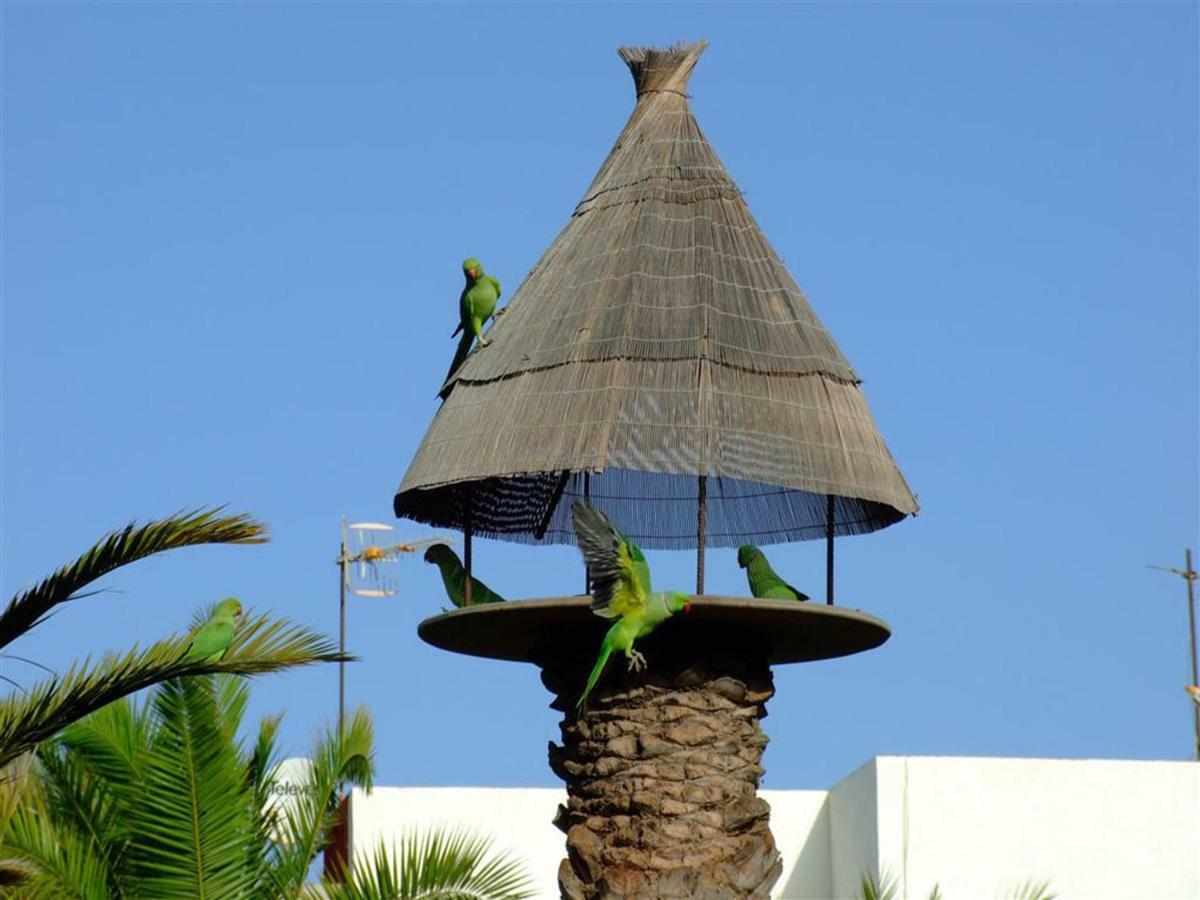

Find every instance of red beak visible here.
[683,603,693,614]
[468,269,478,279]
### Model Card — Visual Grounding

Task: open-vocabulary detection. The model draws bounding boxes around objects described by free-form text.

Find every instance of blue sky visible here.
[2,2,1196,789]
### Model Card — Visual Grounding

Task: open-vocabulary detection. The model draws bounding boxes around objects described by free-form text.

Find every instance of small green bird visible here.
[737,545,809,601]
[572,503,691,712]
[183,597,244,663]
[423,543,505,607]
[440,257,502,398]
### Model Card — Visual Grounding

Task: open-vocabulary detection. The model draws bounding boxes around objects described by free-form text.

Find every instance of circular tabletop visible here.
[417,595,890,666]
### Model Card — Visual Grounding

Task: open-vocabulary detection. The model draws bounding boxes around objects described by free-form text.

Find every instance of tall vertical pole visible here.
[1186,549,1198,760]
[584,472,592,595]
[338,533,347,740]
[464,489,474,607]
[825,495,835,606]
[696,475,708,595]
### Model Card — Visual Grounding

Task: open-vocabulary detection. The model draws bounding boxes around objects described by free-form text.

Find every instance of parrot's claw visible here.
[627,650,647,673]
[494,307,508,317]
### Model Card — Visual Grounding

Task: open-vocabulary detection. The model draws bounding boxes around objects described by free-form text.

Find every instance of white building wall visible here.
[345,757,1200,899]
[872,756,1200,900]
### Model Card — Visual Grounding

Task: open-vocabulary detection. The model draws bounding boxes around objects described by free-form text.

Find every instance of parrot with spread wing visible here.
[183,597,244,663]
[423,543,505,607]
[572,503,691,712]
[737,545,809,601]
[439,257,502,398]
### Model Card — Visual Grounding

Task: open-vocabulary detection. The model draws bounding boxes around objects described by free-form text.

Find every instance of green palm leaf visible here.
[859,869,899,900]
[0,508,266,650]
[1,786,113,900]
[1008,879,1057,900]
[268,707,375,897]
[321,830,534,900]
[0,612,342,768]
[127,676,255,900]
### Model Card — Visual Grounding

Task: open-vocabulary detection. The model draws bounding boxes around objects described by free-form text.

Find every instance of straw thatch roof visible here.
[394,41,917,548]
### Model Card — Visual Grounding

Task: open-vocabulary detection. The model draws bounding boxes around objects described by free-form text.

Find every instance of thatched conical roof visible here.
[395,41,917,549]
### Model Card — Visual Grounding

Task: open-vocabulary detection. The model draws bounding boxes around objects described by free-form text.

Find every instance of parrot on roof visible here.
[423,544,505,607]
[571,503,691,713]
[439,257,502,399]
[737,545,809,601]
[183,597,243,663]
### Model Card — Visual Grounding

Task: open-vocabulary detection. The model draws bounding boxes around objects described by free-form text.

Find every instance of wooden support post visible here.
[697,475,708,595]
[464,489,474,607]
[584,472,591,595]
[825,495,835,606]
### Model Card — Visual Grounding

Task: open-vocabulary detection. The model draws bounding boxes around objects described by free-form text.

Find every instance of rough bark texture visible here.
[543,633,782,899]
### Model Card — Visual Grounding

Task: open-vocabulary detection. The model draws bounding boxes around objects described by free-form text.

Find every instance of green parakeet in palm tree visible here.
[439,257,502,398]
[183,597,244,662]
[737,545,809,601]
[423,544,505,607]
[572,503,691,712]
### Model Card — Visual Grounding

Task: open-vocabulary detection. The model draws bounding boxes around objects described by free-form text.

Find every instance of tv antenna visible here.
[336,519,448,736]
[1148,548,1198,760]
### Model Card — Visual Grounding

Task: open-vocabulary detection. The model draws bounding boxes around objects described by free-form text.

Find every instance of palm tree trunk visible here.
[544,635,782,899]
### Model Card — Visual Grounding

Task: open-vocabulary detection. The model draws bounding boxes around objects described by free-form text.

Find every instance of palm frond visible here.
[0,508,267,650]
[214,674,252,747]
[859,869,899,900]
[1,796,113,900]
[0,612,342,768]
[54,697,150,818]
[1007,879,1057,900]
[321,830,533,900]
[32,745,124,893]
[247,713,283,800]
[127,676,257,899]
[269,707,375,896]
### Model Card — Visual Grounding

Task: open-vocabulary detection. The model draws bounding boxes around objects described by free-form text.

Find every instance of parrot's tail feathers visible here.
[450,323,463,338]
[439,332,476,398]
[577,638,614,713]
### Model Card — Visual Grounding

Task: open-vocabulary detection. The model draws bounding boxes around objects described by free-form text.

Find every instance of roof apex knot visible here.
[618,40,708,98]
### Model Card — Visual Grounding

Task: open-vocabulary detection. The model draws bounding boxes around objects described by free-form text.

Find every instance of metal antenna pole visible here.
[1149,548,1199,760]
[1187,548,1198,760]
[338,524,347,741]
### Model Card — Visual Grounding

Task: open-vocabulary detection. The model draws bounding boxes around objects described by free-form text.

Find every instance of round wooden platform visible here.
[417,595,890,666]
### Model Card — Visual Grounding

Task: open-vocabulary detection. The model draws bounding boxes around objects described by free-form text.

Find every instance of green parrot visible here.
[439,257,502,398]
[737,545,809,601]
[423,543,505,607]
[183,597,244,663]
[572,503,691,712]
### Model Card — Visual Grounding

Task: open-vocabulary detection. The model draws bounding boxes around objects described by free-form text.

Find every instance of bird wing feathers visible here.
[571,503,648,619]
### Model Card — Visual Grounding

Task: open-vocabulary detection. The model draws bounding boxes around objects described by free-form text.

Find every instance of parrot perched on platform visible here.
[183,597,244,663]
[572,503,691,712]
[423,544,505,607]
[439,257,502,398]
[737,546,809,601]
